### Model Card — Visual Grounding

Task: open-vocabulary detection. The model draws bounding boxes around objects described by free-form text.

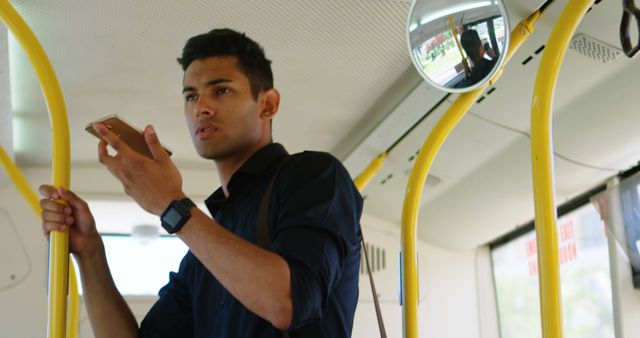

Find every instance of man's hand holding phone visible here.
[92,122,186,216]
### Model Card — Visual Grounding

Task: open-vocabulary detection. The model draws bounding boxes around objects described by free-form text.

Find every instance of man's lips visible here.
[195,123,219,139]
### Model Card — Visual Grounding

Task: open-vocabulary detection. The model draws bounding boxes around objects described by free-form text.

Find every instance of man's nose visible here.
[194,97,214,118]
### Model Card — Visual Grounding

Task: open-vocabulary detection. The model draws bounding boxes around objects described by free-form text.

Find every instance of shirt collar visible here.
[234,143,289,176]
[204,143,289,212]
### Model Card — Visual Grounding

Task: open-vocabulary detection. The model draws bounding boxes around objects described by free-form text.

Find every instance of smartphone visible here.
[85,114,172,159]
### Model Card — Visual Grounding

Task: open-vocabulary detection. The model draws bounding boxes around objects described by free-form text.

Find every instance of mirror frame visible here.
[406,0,511,93]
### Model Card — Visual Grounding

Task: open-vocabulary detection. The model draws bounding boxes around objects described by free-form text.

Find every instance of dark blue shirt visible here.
[139,143,363,338]
[469,57,496,85]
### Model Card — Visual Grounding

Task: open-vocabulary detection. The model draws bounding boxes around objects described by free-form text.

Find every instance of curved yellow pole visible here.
[401,13,541,338]
[0,146,40,215]
[0,2,71,338]
[531,1,593,337]
[0,145,79,338]
[354,152,388,191]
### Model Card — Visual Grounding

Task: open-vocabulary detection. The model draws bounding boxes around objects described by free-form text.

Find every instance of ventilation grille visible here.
[570,33,623,63]
[361,242,386,275]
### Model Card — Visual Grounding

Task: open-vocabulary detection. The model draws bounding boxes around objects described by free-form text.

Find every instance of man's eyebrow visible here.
[182,78,233,94]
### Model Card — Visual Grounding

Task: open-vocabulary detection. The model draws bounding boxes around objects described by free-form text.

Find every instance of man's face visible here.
[182,56,267,161]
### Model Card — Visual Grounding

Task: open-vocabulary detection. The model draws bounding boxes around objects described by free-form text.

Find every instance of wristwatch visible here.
[160,198,196,234]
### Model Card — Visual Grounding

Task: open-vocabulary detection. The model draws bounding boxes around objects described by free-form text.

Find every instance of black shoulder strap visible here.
[256,156,292,338]
[361,233,387,337]
[256,156,290,250]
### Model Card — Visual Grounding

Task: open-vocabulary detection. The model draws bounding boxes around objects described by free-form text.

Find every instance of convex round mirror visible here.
[407,0,510,92]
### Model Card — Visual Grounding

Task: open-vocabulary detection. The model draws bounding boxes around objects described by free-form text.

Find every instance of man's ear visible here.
[260,88,280,119]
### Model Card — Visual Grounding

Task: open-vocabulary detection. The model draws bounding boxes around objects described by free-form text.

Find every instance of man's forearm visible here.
[76,238,139,338]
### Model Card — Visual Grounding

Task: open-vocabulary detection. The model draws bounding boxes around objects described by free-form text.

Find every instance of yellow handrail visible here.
[0,1,71,337]
[530,0,593,337]
[0,146,79,338]
[401,12,541,338]
[354,152,388,191]
[0,146,40,215]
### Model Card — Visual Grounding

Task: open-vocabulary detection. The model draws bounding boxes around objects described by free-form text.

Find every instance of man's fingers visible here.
[40,198,71,213]
[38,185,58,199]
[43,220,68,234]
[144,125,169,162]
[98,139,116,166]
[94,123,131,155]
[42,209,72,225]
[57,187,87,208]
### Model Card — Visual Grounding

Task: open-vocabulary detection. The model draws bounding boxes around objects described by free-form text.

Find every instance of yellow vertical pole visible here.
[401,13,540,338]
[530,0,593,337]
[0,1,71,338]
[67,259,79,338]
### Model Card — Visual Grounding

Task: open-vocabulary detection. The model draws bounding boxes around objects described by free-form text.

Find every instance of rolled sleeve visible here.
[269,152,363,329]
[273,227,344,328]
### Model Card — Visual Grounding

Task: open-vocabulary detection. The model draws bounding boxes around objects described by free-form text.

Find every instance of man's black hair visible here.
[460,29,482,63]
[177,29,273,100]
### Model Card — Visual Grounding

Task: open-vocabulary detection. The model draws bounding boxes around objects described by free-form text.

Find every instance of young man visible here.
[460,29,497,85]
[39,29,363,337]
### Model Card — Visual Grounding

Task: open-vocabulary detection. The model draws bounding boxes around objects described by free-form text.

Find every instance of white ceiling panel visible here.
[8,0,413,167]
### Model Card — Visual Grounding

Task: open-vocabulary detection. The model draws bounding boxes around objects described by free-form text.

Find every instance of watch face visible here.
[161,199,195,233]
[164,208,183,232]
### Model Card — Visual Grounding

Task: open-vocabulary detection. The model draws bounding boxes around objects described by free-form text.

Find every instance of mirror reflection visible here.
[407,0,510,92]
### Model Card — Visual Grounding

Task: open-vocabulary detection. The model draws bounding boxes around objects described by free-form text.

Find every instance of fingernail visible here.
[94,123,106,134]
[52,193,59,200]
[59,225,67,231]
[147,125,155,134]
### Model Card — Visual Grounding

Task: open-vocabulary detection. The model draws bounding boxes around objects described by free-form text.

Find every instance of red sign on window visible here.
[525,219,579,278]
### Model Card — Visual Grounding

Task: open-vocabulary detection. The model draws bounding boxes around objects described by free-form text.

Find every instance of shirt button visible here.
[219,300,225,308]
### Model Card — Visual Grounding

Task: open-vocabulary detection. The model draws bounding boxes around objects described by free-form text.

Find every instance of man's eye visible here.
[216,88,231,95]
[185,94,198,103]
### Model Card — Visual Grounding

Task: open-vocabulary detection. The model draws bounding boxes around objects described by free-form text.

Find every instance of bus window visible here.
[491,203,614,338]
